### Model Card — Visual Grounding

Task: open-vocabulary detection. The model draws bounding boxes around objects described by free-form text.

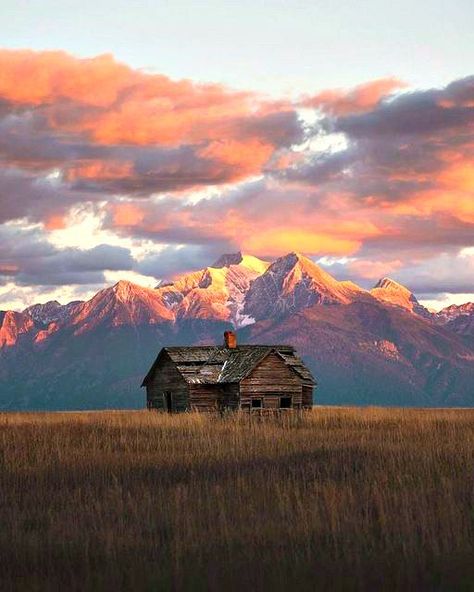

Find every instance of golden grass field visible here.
[1,408,473,591]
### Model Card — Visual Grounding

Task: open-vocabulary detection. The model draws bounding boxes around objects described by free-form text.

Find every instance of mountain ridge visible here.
[434,302,474,346]
[1,251,472,410]
[2,251,472,345]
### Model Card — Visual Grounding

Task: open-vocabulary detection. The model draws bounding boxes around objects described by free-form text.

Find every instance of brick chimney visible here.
[224,330,237,349]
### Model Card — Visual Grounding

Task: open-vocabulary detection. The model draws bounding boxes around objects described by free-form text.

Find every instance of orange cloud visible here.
[394,190,474,224]
[0,49,301,194]
[198,139,274,178]
[304,78,405,115]
[319,219,381,239]
[0,50,133,107]
[348,259,404,280]
[65,160,134,182]
[111,204,145,227]
[0,49,260,147]
[438,161,474,193]
[242,228,361,256]
[389,161,474,224]
[44,215,67,230]
[105,181,387,261]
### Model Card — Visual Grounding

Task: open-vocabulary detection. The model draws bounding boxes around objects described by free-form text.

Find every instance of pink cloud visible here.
[303,78,405,115]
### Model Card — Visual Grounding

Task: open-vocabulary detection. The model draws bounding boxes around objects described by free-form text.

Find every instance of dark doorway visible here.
[280,396,292,409]
[165,391,173,412]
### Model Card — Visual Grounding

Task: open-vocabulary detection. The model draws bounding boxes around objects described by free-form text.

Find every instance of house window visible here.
[280,396,292,409]
[251,398,263,409]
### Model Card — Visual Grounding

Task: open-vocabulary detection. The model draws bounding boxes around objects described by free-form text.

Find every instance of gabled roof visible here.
[141,345,316,386]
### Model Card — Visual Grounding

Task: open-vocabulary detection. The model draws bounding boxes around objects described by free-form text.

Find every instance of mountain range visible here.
[1,252,473,409]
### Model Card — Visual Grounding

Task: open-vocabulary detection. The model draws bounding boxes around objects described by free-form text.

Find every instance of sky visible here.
[0,0,473,311]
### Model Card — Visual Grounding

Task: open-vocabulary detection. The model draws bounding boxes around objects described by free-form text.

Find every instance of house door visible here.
[164,391,173,412]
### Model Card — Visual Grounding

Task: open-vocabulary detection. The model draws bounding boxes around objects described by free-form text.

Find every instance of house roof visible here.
[141,345,315,386]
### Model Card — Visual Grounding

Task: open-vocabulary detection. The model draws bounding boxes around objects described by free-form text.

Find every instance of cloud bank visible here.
[0,49,472,308]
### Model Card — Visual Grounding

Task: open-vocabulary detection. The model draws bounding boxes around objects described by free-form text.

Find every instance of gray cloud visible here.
[0,226,134,286]
[137,244,229,281]
[287,76,474,202]
[0,90,306,227]
[234,110,306,147]
[392,253,474,295]
[318,250,474,297]
[0,168,101,225]
[333,76,474,138]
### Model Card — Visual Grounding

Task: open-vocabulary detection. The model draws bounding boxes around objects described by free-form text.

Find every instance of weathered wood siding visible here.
[188,384,223,412]
[302,385,313,409]
[146,352,188,411]
[240,352,302,409]
[222,383,240,410]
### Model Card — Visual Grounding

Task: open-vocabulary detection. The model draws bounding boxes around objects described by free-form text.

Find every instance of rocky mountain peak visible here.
[24,300,83,325]
[371,277,431,318]
[437,302,474,320]
[111,280,143,300]
[243,251,363,321]
[0,310,34,348]
[153,253,269,327]
[212,251,244,268]
[434,302,474,340]
[271,252,339,284]
[24,300,62,315]
[373,277,408,292]
[211,252,269,275]
[68,280,174,333]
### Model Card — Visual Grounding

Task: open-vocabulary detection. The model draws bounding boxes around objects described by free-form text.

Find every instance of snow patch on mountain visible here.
[24,300,83,325]
[243,252,365,321]
[436,302,474,323]
[155,252,269,326]
[435,302,474,339]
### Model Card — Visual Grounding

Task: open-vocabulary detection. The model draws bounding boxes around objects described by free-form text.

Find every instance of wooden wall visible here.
[188,384,223,412]
[146,352,189,411]
[189,383,240,412]
[302,385,313,409]
[240,352,303,409]
[222,383,240,410]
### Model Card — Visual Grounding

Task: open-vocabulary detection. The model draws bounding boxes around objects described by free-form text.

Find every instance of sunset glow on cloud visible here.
[0,48,472,310]
[302,78,406,114]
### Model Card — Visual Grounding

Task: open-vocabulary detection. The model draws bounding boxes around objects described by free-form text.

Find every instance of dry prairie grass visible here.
[0,407,473,591]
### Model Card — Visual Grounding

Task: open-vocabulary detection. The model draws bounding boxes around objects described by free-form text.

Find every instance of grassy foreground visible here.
[1,408,473,591]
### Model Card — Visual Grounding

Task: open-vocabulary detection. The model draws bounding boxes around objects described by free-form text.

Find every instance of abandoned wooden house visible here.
[141,331,315,412]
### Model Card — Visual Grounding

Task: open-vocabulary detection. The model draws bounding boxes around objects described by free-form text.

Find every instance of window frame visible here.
[279,396,293,409]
